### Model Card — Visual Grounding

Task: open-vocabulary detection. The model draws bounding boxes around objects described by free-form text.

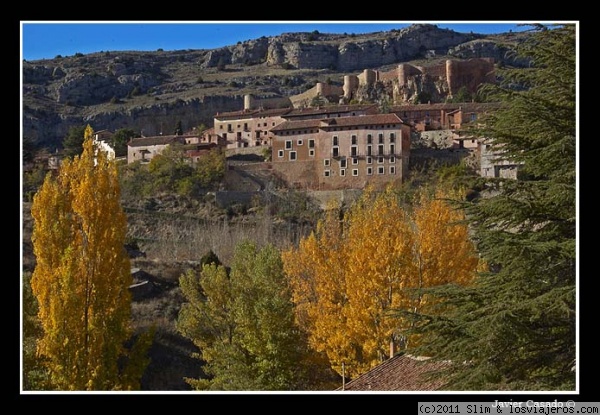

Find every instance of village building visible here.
[271,113,411,190]
[92,129,116,160]
[479,138,521,179]
[283,104,378,121]
[127,135,186,164]
[213,107,291,149]
[389,102,500,132]
[126,132,224,165]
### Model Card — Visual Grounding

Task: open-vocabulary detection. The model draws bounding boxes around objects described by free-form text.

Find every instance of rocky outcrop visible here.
[22,24,526,150]
[449,39,530,67]
[23,95,245,148]
[214,24,482,72]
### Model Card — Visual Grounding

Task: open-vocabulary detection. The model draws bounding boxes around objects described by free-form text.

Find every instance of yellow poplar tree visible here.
[30,125,150,390]
[283,186,479,378]
[399,187,480,347]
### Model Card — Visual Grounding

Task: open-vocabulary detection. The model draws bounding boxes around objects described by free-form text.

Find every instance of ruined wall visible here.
[343,75,360,100]
[422,63,447,78]
[289,82,344,108]
[342,58,495,105]
[244,94,293,111]
[397,64,424,86]
[357,69,378,86]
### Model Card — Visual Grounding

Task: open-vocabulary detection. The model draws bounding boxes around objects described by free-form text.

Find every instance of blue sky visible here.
[20,20,560,61]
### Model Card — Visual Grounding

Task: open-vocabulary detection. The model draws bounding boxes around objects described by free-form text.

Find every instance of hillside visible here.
[22,23,530,150]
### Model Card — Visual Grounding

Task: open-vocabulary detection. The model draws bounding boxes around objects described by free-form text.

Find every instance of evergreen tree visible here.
[62,125,87,158]
[407,24,576,390]
[22,135,36,164]
[177,242,315,390]
[174,120,183,136]
[111,128,137,157]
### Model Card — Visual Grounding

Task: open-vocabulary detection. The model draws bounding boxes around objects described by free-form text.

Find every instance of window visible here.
[378,145,384,155]
[367,145,372,156]
[352,169,359,177]
[332,136,339,146]
[351,135,357,145]
[378,133,384,144]
[367,134,372,144]
[332,147,339,158]
[351,146,358,157]
[309,149,315,157]
[367,167,373,175]
[366,156,372,165]
[390,133,395,143]
[390,144,395,155]
[264,122,267,127]
[340,157,347,168]
[309,139,315,148]
[324,170,331,177]
[340,169,346,177]
[378,157,384,164]
[377,166,385,175]
[389,166,396,175]
[352,157,359,165]
[297,139,303,146]
[289,151,297,161]
[389,156,395,163]
[285,140,292,150]
[324,159,330,167]
[277,150,284,158]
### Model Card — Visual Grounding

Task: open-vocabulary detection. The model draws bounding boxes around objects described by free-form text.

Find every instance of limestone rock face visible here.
[449,39,530,66]
[22,24,527,149]
[232,24,478,72]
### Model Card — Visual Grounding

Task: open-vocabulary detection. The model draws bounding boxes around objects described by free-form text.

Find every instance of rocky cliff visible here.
[22,24,527,150]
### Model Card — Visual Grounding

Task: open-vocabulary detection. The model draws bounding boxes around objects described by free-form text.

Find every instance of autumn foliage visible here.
[282,186,479,378]
[30,125,150,390]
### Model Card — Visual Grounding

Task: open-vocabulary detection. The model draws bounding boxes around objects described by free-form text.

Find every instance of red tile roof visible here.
[389,102,501,113]
[339,354,449,391]
[271,113,405,133]
[285,104,377,118]
[215,107,292,119]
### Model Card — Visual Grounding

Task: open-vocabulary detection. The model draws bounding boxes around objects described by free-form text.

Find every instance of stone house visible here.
[127,135,187,164]
[213,107,291,149]
[389,102,500,132]
[283,104,378,121]
[185,142,220,164]
[93,129,116,160]
[271,113,411,190]
[479,138,521,179]
[127,133,225,165]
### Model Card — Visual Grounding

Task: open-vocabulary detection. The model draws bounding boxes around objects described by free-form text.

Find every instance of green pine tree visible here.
[176,242,314,390]
[406,24,576,391]
[62,125,87,158]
